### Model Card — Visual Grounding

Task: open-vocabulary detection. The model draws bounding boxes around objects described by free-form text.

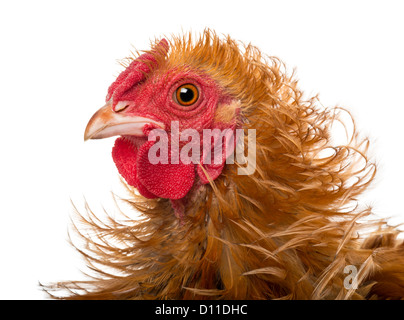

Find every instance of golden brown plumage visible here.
[46,30,404,299]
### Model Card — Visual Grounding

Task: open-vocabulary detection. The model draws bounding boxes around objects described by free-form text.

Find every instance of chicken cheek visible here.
[197,127,236,184]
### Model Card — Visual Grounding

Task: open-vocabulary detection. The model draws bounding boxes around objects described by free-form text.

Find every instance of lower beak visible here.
[84,102,164,141]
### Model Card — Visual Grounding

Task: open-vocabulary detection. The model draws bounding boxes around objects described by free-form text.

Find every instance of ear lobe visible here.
[197,162,226,184]
[197,128,236,184]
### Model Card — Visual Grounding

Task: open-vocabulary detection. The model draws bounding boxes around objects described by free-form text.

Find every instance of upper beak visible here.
[84,101,164,141]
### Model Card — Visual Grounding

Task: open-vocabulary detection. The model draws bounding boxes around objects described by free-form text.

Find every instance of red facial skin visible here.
[108,41,236,212]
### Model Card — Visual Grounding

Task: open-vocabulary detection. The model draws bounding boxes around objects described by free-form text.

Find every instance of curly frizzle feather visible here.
[45,30,404,300]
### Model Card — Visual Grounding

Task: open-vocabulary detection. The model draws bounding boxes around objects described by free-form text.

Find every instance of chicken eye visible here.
[175,84,199,106]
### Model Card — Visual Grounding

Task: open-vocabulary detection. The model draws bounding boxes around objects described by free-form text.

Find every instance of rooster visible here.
[47,30,404,299]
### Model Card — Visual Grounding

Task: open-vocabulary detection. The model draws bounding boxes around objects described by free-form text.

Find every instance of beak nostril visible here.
[115,103,130,113]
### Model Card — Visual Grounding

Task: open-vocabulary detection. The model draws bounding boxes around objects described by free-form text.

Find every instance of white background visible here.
[0,0,403,299]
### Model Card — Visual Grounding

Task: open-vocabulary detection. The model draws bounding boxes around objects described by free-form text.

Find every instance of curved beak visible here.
[84,102,164,141]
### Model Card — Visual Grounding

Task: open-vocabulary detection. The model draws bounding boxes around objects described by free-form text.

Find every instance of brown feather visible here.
[44,29,404,300]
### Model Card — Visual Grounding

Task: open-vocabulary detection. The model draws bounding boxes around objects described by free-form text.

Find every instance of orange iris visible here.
[175,84,199,106]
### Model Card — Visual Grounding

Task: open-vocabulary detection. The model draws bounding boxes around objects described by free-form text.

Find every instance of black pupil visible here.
[179,87,194,103]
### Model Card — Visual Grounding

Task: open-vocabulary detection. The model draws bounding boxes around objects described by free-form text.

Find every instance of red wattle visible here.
[112,137,139,188]
[112,137,195,200]
[137,140,195,200]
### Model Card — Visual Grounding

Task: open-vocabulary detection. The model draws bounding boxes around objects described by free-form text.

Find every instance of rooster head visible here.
[84,36,240,212]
